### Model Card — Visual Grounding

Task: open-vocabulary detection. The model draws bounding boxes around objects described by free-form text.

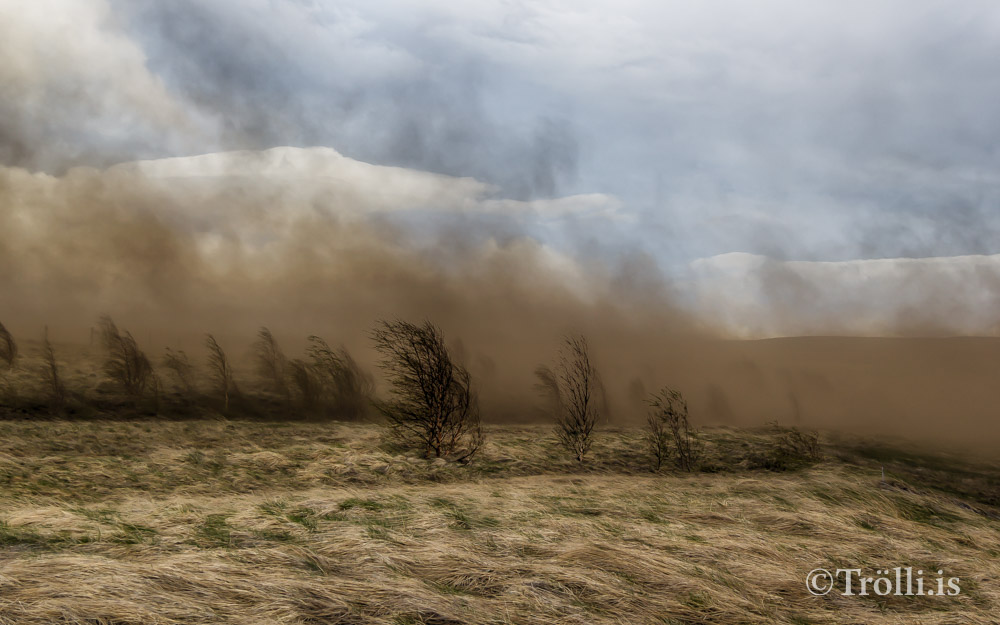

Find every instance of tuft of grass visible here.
[252,528,296,543]
[0,520,88,549]
[892,496,960,526]
[430,497,499,530]
[258,499,288,517]
[196,514,235,548]
[110,522,157,545]
[286,507,318,531]
[0,520,50,547]
[339,497,385,512]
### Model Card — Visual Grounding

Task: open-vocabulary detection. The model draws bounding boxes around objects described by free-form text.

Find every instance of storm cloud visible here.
[3,1,1000,441]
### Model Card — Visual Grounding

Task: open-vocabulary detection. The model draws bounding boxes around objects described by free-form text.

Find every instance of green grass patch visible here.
[196,514,235,548]
[286,506,318,531]
[110,522,157,545]
[339,497,385,512]
[429,497,499,530]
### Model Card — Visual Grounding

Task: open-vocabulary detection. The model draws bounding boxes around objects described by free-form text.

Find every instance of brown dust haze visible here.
[2,148,999,449]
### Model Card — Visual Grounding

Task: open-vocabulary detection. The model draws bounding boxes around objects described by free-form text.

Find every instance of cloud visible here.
[7,0,1000,259]
[0,147,634,332]
[0,0,211,171]
[4,0,1000,337]
[689,252,1000,337]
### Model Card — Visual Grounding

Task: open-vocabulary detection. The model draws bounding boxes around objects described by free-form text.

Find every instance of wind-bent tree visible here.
[645,387,699,472]
[537,334,600,462]
[98,316,156,399]
[289,358,321,412]
[306,336,373,419]
[287,336,373,420]
[371,319,481,461]
[41,327,65,409]
[0,321,17,369]
[162,348,195,395]
[205,334,237,413]
[253,327,289,400]
[0,321,17,403]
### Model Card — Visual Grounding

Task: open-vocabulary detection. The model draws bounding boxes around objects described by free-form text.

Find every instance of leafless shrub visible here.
[205,334,237,413]
[744,424,822,471]
[162,348,195,394]
[538,334,600,462]
[371,319,482,461]
[0,321,17,370]
[41,327,66,409]
[777,426,821,460]
[253,327,288,399]
[645,387,700,472]
[645,407,672,471]
[98,316,155,399]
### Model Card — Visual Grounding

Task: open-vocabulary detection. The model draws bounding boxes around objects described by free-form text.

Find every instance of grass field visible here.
[1,420,998,624]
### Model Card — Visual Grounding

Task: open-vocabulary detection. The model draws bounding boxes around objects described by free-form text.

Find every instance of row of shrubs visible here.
[0,318,374,420]
[0,318,821,471]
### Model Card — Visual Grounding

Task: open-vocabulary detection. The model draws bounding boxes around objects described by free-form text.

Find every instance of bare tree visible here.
[253,327,288,400]
[0,321,17,370]
[205,334,237,413]
[645,387,700,472]
[41,327,65,409]
[371,319,481,461]
[98,316,155,399]
[162,348,195,395]
[538,334,600,462]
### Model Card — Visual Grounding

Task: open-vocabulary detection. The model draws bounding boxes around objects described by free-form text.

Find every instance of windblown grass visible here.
[1,420,999,624]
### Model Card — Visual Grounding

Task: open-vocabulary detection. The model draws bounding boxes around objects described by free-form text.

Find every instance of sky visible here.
[2,0,1000,335]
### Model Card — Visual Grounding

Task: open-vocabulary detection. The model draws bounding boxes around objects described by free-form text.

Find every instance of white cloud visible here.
[689,252,1000,336]
[0,0,210,168]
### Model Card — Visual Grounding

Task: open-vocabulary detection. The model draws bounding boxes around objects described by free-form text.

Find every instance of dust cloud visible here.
[2,147,1000,448]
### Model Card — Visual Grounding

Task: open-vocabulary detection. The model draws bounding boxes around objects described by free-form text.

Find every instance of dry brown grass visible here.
[1,420,999,624]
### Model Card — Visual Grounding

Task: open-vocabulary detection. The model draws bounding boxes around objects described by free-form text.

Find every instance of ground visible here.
[0,420,998,624]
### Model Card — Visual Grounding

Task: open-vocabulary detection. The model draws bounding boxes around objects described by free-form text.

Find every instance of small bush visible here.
[289,358,321,411]
[287,337,374,419]
[645,407,672,471]
[162,348,195,394]
[40,328,66,410]
[645,387,700,472]
[537,334,601,463]
[253,327,289,400]
[98,316,156,400]
[306,336,373,419]
[745,424,822,471]
[205,334,237,413]
[777,426,821,461]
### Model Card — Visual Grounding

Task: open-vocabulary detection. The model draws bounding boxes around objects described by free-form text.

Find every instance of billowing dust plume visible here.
[2,147,1000,448]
